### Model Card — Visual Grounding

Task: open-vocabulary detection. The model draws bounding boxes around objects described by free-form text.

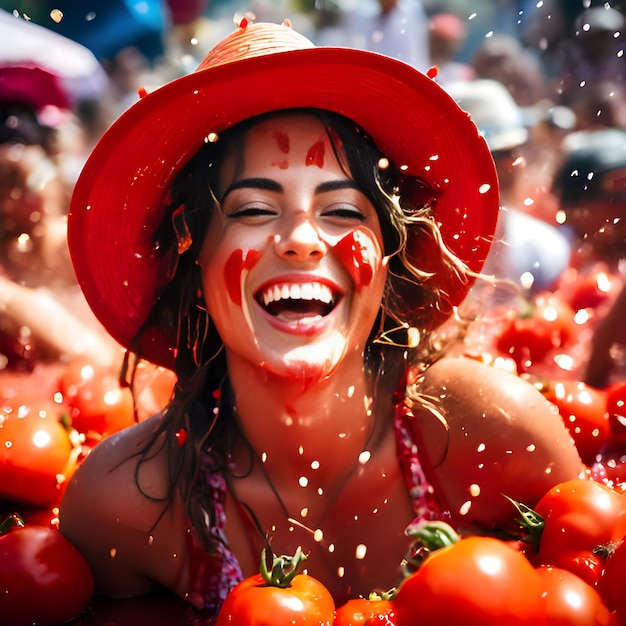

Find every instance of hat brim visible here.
[68,47,499,369]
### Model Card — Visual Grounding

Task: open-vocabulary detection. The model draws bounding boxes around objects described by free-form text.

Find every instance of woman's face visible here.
[198,113,388,382]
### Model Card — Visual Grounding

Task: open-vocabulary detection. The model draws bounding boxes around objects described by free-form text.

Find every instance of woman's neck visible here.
[226,351,390,493]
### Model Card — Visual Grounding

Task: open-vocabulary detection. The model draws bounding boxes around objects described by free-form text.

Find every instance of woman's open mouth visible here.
[256,281,339,322]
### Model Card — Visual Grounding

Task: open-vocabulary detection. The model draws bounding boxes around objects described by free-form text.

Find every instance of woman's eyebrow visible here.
[221,177,283,201]
[315,179,360,194]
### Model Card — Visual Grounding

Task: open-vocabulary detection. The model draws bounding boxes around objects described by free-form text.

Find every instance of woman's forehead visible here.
[240,112,329,146]
[219,112,342,183]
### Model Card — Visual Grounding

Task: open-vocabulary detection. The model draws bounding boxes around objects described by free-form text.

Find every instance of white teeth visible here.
[301,283,314,300]
[261,282,335,306]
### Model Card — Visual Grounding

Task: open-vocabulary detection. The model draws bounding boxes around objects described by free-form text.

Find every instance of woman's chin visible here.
[258,337,349,384]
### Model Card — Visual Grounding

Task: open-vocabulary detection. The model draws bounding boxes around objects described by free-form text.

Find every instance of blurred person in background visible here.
[551,128,626,388]
[470,33,548,108]
[565,80,626,132]
[312,0,431,72]
[552,6,625,109]
[427,12,474,88]
[554,128,626,271]
[0,63,120,371]
[448,78,571,297]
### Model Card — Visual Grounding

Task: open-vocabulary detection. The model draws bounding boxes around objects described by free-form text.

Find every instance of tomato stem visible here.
[404,519,460,550]
[0,513,25,535]
[259,540,308,588]
[401,520,460,577]
[369,588,397,601]
[501,493,545,548]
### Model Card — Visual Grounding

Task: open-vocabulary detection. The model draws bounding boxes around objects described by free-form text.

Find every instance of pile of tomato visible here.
[0,355,176,625]
[2,265,626,624]
[213,476,626,625]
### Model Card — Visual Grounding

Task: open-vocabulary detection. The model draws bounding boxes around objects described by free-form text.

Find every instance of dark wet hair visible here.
[129,108,470,554]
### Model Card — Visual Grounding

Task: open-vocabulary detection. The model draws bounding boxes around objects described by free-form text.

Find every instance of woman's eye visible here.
[323,206,367,221]
[227,206,276,219]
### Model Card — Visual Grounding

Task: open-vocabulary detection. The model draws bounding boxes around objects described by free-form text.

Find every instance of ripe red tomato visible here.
[535,565,616,625]
[215,548,335,625]
[533,292,580,347]
[216,572,334,625]
[543,380,610,465]
[532,479,626,586]
[0,399,76,507]
[392,536,548,626]
[495,292,579,373]
[597,538,626,620]
[59,357,136,439]
[334,596,397,625]
[0,524,94,625]
[560,266,622,312]
[496,316,559,371]
[606,382,626,445]
[0,365,65,405]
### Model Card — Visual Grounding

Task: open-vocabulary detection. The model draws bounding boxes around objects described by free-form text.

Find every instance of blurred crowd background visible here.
[0,0,625,388]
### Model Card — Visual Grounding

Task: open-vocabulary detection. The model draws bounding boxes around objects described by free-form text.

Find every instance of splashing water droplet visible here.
[459,500,472,515]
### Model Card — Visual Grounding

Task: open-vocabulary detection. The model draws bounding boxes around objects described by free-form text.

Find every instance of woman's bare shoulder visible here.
[405,355,584,529]
[60,414,169,527]
[58,414,186,598]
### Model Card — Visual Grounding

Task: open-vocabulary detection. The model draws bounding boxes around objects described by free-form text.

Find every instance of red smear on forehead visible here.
[272,131,290,169]
[224,248,262,305]
[305,138,326,168]
[274,131,289,153]
[333,232,374,292]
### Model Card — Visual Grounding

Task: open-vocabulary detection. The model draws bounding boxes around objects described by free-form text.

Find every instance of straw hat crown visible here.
[196,20,314,71]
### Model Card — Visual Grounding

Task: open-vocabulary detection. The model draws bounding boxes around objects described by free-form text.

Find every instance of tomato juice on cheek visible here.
[333,231,378,292]
[223,248,262,305]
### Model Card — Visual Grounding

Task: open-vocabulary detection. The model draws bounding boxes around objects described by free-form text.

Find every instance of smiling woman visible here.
[197,111,388,383]
[58,19,584,620]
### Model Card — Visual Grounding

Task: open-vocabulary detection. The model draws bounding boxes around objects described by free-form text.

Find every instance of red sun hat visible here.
[68,20,499,370]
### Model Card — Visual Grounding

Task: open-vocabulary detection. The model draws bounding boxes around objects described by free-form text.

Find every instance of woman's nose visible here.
[274,216,327,260]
